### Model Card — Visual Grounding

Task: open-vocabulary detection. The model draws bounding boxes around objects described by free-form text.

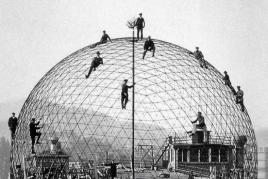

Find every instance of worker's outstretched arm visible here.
[200,52,204,59]
[128,83,136,88]
[191,119,198,124]
[143,20,145,28]
[108,35,112,42]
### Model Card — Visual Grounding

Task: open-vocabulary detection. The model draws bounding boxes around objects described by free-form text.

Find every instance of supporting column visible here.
[209,147,211,163]
[187,149,190,162]
[198,149,200,162]
[219,148,221,163]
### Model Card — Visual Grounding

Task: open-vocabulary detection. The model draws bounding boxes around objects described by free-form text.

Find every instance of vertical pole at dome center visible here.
[132,26,135,179]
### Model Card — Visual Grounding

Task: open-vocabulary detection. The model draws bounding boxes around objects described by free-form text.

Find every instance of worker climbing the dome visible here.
[143,36,155,59]
[85,51,103,79]
[223,71,236,95]
[90,30,112,48]
[191,112,207,143]
[190,47,207,68]
[236,86,245,112]
[29,118,42,154]
[135,13,145,40]
[8,112,18,140]
[121,79,135,109]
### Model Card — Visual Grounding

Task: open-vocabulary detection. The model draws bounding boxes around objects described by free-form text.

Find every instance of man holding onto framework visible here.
[143,36,155,59]
[191,47,207,68]
[29,118,42,154]
[85,51,103,79]
[8,112,18,140]
[121,79,135,109]
[191,112,207,143]
[135,13,145,40]
[223,71,236,95]
[236,86,245,112]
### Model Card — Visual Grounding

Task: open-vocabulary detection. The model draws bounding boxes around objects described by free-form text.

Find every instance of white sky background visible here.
[0,0,267,130]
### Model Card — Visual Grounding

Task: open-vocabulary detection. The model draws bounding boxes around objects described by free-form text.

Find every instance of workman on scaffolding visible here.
[191,112,207,143]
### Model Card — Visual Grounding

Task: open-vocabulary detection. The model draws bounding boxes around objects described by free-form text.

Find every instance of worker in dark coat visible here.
[142,36,155,59]
[100,30,112,44]
[236,86,245,112]
[85,51,103,79]
[135,13,145,40]
[223,71,236,95]
[105,160,119,179]
[29,118,42,154]
[8,112,18,139]
[121,79,135,109]
[188,171,194,179]
[90,30,112,48]
[191,112,207,142]
[192,47,207,68]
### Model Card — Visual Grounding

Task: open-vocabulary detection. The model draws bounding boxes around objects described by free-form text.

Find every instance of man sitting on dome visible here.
[121,79,135,109]
[191,112,207,142]
[90,30,112,48]
[190,47,207,68]
[85,51,103,79]
[29,118,42,154]
[100,30,112,44]
[236,86,245,112]
[223,71,236,95]
[142,36,155,59]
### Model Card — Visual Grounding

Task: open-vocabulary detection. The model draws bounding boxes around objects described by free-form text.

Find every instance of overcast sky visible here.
[0,0,267,130]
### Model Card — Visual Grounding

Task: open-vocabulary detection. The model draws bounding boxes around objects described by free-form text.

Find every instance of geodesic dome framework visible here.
[12,37,257,177]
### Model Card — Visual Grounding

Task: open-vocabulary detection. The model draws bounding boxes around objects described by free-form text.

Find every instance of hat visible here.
[32,118,36,121]
[224,71,227,73]
[12,112,15,115]
[96,51,100,54]
[124,79,128,82]
[139,13,142,15]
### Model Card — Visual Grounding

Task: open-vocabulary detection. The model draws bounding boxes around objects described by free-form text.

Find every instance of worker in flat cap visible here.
[135,13,145,40]
[121,79,135,109]
[236,86,245,112]
[85,51,103,79]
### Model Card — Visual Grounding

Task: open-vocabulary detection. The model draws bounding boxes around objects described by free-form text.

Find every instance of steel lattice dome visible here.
[13,37,257,177]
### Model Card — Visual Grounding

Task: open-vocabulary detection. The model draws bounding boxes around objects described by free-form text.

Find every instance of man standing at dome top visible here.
[135,13,145,40]
[85,51,103,79]
[121,79,135,109]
